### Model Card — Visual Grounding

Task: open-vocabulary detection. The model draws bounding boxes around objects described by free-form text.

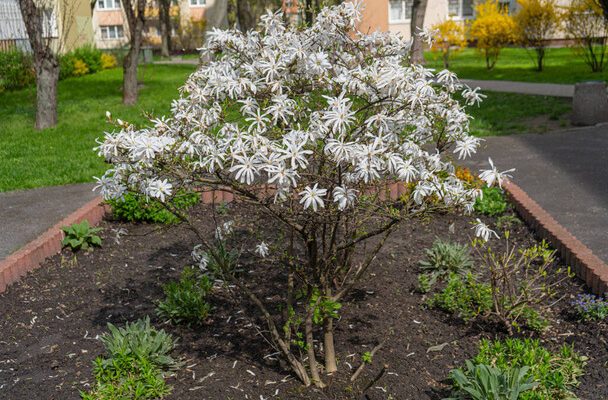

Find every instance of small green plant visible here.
[81,353,170,400]
[419,239,474,289]
[429,273,493,321]
[571,293,608,321]
[100,317,179,371]
[157,267,213,326]
[474,338,586,400]
[108,191,199,224]
[474,187,508,216]
[446,360,537,400]
[362,351,373,364]
[62,220,102,251]
[81,317,178,399]
[496,215,522,230]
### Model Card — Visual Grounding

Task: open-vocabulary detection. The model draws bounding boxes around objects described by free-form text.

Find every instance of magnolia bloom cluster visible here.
[94,2,511,242]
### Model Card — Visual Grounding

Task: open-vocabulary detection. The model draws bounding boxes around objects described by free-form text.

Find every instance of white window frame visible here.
[388,0,413,23]
[448,0,474,19]
[100,25,124,40]
[97,0,121,10]
[189,0,205,7]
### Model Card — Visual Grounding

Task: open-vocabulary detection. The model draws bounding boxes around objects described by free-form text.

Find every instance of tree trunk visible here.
[410,0,428,64]
[236,0,256,31]
[323,317,338,375]
[123,45,140,105]
[305,310,325,388]
[34,57,59,130]
[159,0,171,57]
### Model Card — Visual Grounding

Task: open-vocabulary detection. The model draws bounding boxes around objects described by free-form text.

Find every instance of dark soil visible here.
[1,203,607,400]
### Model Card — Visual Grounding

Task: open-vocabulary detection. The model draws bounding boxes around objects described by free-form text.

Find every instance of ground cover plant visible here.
[62,220,103,251]
[108,191,200,224]
[94,3,516,388]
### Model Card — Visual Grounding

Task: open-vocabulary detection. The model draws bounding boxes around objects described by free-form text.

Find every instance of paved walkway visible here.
[464,124,608,263]
[0,184,97,259]
[462,79,574,97]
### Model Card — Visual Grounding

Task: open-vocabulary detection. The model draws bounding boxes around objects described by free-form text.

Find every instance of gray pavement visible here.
[462,79,574,97]
[464,124,608,263]
[0,184,98,259]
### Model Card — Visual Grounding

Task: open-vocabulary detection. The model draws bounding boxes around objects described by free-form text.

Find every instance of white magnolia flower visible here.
[255,241,269,258]
[332,186,357,210]
[147,179,172,202]
[229,154,259,184]
[479,158,515,188]
[472,218,499,242]
[299,184,327,212]
[453,136,480,160]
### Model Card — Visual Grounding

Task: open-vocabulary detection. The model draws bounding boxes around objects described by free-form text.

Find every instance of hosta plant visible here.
[62,220,102,251]
[94,3,510,388]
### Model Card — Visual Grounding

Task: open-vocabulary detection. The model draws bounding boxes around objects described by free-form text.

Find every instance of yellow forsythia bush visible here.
[468,0,518,70]
[72,59,89,76]
[515,0,560,71]
[100,53,118,69]
[431,19,467,68]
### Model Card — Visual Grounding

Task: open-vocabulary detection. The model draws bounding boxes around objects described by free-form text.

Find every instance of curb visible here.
[0,197,107,294]
[504,181,608,295]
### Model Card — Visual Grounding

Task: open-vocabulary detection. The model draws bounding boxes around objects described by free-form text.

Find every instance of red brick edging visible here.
[504,181,608,295]
[0,197,108,294]
[2,182,606,295]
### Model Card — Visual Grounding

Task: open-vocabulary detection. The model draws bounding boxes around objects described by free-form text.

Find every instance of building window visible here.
[389,0,414,22]
[190,0,205,6]
[100,25,124,39]
[448,0,473,18]
[98,0,121,9]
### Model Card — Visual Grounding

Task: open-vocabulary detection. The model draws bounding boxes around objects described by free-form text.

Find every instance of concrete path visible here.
[464,124,608,263]
[462,79,574,97]
[0,184,98,259]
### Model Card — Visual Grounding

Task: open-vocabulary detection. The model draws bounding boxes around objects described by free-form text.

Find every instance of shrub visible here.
[473,338,586,400]
[562,0,608,72]
[101,53,118,69]
[474,186,508,216]
[431,19,467,68]
[430,273,493,321]
[95,3,506,387]
[108,191,200,224]
[514,0,560,71]
[73,59,90,76]
[72,45,103,73]
[468,0,518,70]
[446,360,537,400]
[100,317,179,371]
[62,220,102,251]
[59,54,76,79]
[571,293,608,321]
[0,50,35,92]
[474,236,571,334]
[157,267,213,326]
[419,239,473,289]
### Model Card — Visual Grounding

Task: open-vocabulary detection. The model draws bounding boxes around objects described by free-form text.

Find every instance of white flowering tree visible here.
[95,2,510,388]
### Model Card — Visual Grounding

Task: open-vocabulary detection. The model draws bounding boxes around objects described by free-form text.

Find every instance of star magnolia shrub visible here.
[95,2,509,388]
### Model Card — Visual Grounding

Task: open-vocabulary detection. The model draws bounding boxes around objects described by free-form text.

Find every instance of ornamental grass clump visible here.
[94,2,511,388]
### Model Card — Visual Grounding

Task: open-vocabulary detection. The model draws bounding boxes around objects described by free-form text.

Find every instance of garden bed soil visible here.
[1,203,607,399]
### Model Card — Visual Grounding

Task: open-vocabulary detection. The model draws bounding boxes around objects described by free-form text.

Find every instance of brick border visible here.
[0,197,108,294]
[3,181,605,295]
[504,181,608,295]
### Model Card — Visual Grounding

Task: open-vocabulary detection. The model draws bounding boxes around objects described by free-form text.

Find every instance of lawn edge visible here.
[0,197,108,294]
[504,180,608,294]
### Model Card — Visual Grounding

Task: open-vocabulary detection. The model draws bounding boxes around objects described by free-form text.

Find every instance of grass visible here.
[425,47,608,84]
[0,61,571,192]
[0,64,196,192]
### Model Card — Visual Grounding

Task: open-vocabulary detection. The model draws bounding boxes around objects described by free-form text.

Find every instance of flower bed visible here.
[0,201,606,399]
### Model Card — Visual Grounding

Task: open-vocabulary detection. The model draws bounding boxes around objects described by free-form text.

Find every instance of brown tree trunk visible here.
[159,0,171,57]
[410,0,428,65]
[18,0,59,130]
[122,0,146,105]
[236,0,256,31]
[323,317,338,374]
[34,57,59,130]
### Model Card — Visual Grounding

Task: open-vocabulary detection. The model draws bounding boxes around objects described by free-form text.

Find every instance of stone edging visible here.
[504,181,608,295]
[0,197,107,294]
[2,181,606,296]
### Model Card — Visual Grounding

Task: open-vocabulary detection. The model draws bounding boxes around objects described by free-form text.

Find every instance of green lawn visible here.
[0,64,196,192]
[0,62,571,192]
[425,47,608,84]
